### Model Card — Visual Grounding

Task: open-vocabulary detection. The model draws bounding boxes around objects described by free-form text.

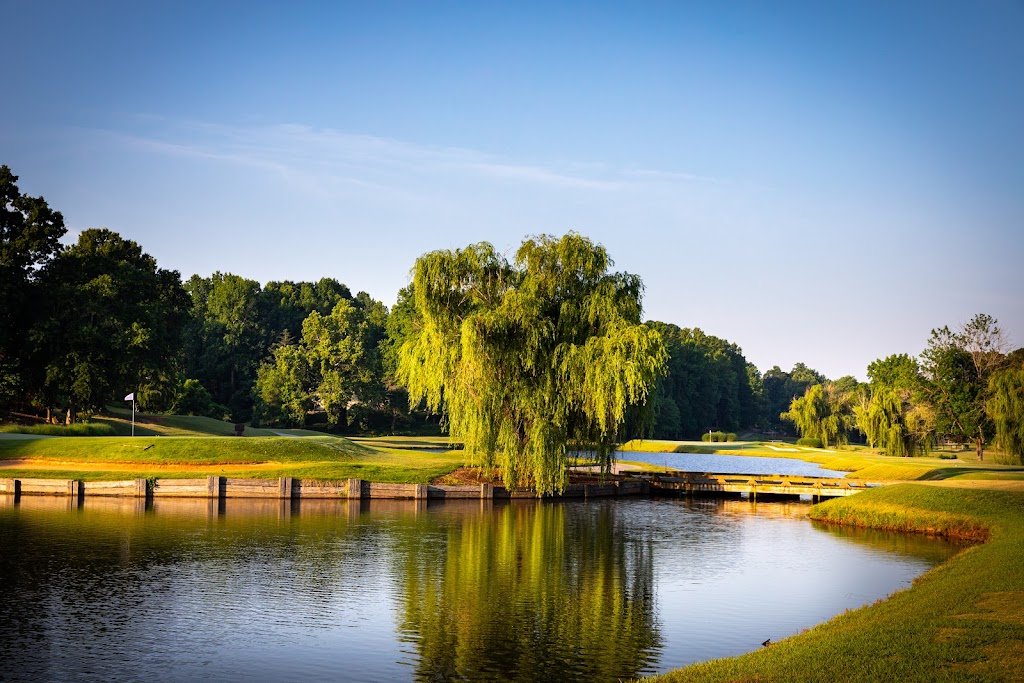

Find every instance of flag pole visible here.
[125,392,136,436]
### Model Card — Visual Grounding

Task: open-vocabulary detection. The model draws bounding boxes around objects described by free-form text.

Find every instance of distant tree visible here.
[183,272,267,420]
[987,359,1024,465]
[33,229,188,422]
[253,296,387,429]
[645,323,758,438]
[171,378,223,418]
[262,278,352,342]
[761,363,826,432]
[867,354,920,392]
[921,314,1008,460]
[397,234,666,494]
[781,381,854,448]
[857,354,933,456]
[254,343,312,427]
[0,165,66,405]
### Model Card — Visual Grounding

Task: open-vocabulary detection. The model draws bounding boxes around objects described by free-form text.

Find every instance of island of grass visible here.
[646,483,1024,683]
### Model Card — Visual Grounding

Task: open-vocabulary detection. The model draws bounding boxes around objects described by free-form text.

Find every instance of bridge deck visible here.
[625,471,882,499]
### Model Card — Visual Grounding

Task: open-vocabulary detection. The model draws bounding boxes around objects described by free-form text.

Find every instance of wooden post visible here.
[480,483,493,500]
[347,478,363,500]
[70,480,82,500]
[415,484,428,500]
[279,477,294,499]
[207,475,221,499]
[135,478,148,497]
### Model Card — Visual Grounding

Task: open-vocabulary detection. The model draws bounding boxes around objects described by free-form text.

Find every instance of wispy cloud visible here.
[92,117,725,197]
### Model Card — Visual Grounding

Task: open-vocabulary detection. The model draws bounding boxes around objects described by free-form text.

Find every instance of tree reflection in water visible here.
[396,501,662,682]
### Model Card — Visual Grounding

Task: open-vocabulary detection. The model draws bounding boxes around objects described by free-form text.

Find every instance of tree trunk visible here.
[66,400,77,425]
[976,437,984,461]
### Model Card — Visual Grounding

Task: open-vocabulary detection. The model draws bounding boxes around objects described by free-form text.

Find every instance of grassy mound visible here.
[0,434,468,483]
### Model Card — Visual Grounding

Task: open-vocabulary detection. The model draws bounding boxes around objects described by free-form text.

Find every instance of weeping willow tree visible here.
[988,364,1024,464]
[781,382,855,447]
[397,233,666,494]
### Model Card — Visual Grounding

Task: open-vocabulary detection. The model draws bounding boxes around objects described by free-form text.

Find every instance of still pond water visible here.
[0,495,957,682]
[618,449,848,477]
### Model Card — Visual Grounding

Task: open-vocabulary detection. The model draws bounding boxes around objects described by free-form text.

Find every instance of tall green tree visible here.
[921,314,1007,460]
[183,272,268,420]
[987,358,1024,465]
[645,323,757,438]
[253,296,387,429]
[33,229,188,422]
[397,234,666,494]
[855,354,933,456]
[781,381,854,447]
[761,363,825,432]
[0,165,66,405]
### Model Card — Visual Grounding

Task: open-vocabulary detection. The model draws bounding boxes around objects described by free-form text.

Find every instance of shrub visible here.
[797,437,824,448]
[0,423,116,436]
[701,431,738,443]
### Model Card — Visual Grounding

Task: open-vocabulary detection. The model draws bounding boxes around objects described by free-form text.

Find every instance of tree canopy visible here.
[397,233,666,494]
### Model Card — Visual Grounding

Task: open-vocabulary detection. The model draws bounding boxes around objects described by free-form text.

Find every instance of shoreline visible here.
[645,483,1024,682]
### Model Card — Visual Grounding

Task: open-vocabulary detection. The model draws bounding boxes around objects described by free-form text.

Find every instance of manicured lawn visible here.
[647,484,1024,683]
[0,434,468,483]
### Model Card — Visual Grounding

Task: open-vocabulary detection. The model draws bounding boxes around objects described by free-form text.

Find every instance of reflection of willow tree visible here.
[398,503,661,682]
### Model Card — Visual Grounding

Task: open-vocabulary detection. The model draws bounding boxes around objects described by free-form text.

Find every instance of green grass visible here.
[647,484,1024,683]
[96,408,283,437]
[351,435,460,450]
[0,433,468,483]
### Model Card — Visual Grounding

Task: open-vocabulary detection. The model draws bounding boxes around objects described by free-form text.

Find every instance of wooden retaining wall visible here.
[0,476,651,501]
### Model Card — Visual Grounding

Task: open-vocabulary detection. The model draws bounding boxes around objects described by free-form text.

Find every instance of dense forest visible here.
[2,165,1021,462]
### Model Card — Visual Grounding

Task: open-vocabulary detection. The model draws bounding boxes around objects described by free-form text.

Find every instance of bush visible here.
[171,379,224,418]
[797,437,824,448]
[701,431,738,443]
[0,423,116,436]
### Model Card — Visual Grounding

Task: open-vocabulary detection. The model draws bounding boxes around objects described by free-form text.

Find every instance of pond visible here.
[618,449,849,477]
[0,496,958,682]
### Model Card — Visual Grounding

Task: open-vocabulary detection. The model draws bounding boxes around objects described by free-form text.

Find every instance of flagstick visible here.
[132,398,135,437]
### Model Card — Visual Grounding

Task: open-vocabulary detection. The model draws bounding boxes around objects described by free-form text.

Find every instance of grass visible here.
[646,484,1024,683]
[0,432,468,483]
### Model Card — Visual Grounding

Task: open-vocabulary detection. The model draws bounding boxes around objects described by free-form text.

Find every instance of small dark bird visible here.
[762,639,772,648]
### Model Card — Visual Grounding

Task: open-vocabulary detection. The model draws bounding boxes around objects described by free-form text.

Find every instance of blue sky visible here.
[3,1,1022,380]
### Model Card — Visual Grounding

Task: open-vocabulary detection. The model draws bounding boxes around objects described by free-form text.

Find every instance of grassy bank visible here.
[647,484,1024,683]
[0,434,467,483]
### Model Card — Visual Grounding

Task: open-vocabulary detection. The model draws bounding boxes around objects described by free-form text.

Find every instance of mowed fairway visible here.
[0,432,467,483]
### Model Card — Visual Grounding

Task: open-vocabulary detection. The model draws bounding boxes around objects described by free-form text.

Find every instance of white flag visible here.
[124,393,135,401]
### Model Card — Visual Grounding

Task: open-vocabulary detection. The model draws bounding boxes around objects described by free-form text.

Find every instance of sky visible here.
[3,1,1022,380]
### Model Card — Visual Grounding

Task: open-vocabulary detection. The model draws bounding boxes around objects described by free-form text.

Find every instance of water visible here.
[618,449,849,477]
[0,496,957,682]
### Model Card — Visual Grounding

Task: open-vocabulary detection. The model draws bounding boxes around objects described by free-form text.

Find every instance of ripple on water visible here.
[0,497,955,682]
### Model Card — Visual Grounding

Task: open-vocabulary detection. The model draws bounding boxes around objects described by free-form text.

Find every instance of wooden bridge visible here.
[624,471,883,501]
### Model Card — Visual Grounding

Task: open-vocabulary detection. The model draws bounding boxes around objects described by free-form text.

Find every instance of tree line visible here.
[2,164,1021,467]
[778,314,1023,463]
